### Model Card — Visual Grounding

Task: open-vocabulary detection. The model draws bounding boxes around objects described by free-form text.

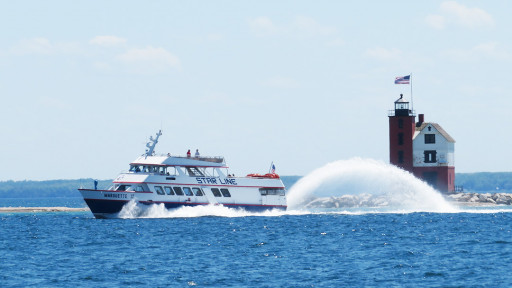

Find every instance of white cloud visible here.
[89,35,127,47]
[10,37,82,55]
[425,14,446,30]
[365,47,403,61]
[11,37,54,55]
[248,16,279,35]
[443,42,511,62]
[116,46,180,73]
[291,16,336,37]
[426,1,494,29]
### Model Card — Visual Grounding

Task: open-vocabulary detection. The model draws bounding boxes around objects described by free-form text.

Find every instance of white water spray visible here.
[287,158,458,213]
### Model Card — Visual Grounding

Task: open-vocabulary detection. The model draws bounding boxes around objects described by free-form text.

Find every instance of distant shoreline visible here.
[0,207,90,213]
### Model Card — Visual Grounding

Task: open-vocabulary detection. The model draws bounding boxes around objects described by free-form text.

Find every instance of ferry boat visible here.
[79,131,287,218]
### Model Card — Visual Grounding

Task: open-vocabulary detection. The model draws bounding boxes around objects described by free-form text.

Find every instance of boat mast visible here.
[145,130,162,157]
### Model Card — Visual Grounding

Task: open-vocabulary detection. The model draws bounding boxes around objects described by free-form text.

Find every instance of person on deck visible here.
[187,150,191,157]
[195,149,200,158]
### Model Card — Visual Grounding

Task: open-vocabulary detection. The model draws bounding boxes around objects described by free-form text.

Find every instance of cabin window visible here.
[211,188,222,197]
[173,187,184,196]
[259,188,286,196]
[186,167,205,176]
[130,165,142,173]
[149,166,165,174]
[154,186,165,195]
[192,187,204,196]
[220,188,231,197]
[136,186,144,192]
[425,134,435,144]
[164,186,174,195]
[424,150,437,163]
[166,167,177,176]
[116,185,131,191]
[398,133,404,145]
[183,187,194,196]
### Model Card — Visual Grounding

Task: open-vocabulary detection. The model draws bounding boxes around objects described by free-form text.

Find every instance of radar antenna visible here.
[145,130,162,157]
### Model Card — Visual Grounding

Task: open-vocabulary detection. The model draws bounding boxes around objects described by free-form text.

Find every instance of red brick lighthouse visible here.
[389,94,456,193]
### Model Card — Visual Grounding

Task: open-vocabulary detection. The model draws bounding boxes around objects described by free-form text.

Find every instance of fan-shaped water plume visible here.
[287,158,457,213]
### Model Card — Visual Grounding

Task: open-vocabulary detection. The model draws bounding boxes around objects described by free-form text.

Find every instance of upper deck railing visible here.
[153,154,225,164]
[175,156,225,163]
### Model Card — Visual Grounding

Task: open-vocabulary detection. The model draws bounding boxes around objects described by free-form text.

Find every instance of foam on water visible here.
[117,200,301,219]
[287,158,458,213]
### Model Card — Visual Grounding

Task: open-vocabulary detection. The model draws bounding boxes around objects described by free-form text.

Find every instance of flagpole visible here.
[410,73,413,114]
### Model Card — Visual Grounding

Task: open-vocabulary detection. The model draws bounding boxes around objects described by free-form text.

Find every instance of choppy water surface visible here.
[1,206,512,287]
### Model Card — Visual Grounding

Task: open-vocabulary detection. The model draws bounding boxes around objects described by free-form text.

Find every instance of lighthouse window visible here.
[173,187,184,196]
[398,119,403,128]
[398,151,404,163]
[164,186,174,195]
[183,187,194,196]
[211,188,222,197]
[192,187,204,196]
[398,133,404,145]
[154,186,165,195]
[220,188,231,197]
[425,134,436,144]
[424,150,437,163]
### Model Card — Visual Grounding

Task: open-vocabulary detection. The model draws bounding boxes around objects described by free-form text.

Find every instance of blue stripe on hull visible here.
[84,199,286,218]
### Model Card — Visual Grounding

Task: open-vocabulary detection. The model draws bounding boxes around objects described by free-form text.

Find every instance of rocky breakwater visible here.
[300,192,512,209]
[446,193,512,205]
[303,194,390,209]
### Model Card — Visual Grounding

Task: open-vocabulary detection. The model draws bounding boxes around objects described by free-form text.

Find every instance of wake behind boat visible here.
[79,131,287,218]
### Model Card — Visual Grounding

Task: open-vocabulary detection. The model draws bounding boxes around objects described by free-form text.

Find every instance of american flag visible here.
[271,163,276,174]
[395,75,410,84]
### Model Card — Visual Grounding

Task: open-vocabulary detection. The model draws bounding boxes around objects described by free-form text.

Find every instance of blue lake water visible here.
[1,198,512,287]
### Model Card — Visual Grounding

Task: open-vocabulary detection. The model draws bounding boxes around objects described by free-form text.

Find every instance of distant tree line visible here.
[0,179,112,198]
[0,173,510,198]
[454,172,512,193]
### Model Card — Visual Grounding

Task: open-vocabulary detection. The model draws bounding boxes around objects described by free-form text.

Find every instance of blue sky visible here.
[1,1,511,180]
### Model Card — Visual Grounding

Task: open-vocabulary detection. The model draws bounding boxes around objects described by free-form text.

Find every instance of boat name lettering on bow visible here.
[103,193,128,199]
